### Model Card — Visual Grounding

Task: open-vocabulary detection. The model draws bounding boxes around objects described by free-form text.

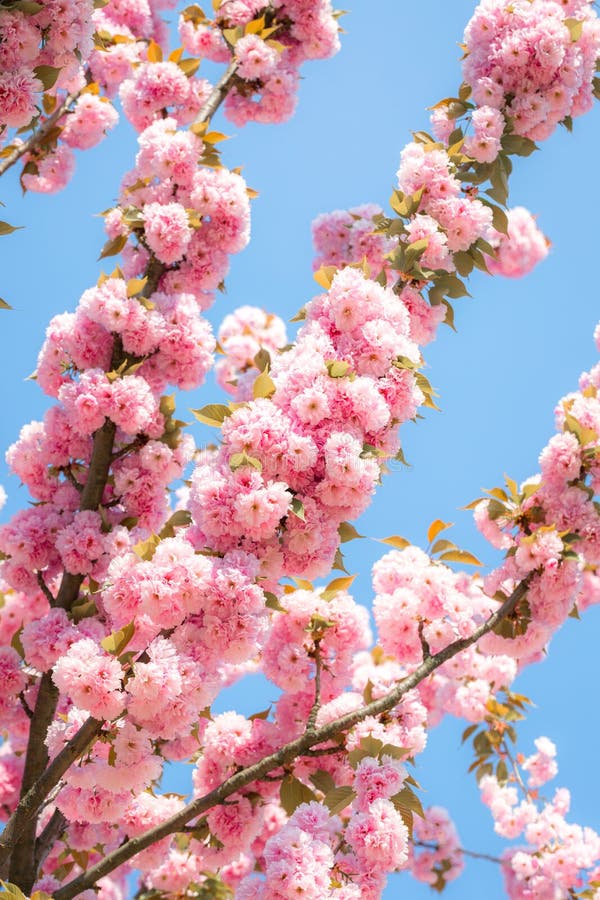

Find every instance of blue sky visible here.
[1,1,599,897]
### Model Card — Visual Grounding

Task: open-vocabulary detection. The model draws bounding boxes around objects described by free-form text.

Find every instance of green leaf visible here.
[496,758,509,785]
[101,622,135,656]
[253,367,276,399]
[133,533,160,560]
[264,591,286,613]
[10,627,24,660]
[191,404,232,427]
[159,509,192,538]
[378,535,410,550]
[404,237,429,268]
[13,1,44,13]
[461,723,478,744]
[290,497,306,521]
[310,770,336,795]
[453,251,474,277]
[332,547,349,574]
[229,451,262,472]
[249,706,271,720]
[126,277,147,297]
[487,499,508,521]
[501,134,538,157]
[279,776,317,816]
[33,65,61,91]
[321,575,356,601]
[70,596,98,624]
[289,306,306,323]
[253,348,271,372]
[323,785,356,815]
[487,203,509,235]
[564,17,583,41]
[313,265,338,290]
[431,538,457,555]
[338,522,364,543]
[390,786,425,819]
[393,447,410,466]
[325,360,350,378]
[427,519,453,544]
[98,234,128,260]
[178,57,201,77]
[439,549,483,567]
[0,221,22,236]
[379,743,410,760]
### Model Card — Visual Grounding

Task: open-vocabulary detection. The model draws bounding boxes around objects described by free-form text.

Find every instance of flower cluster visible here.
[216,306,288,400]
[484,206,549,278]
[0,0,93,130]
[474,347,600,662]
[189,265,423,581]
[409,806,464,889]
[238,759,412,898]
[463,0,600,140]
[480,751,600,898]
[312,203,396,279]
[180,0,342,127]
[1,0,600,897]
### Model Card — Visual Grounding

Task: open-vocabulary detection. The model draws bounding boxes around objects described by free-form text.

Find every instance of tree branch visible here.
[34,809,67,870]
[414,840,503,865]
[53,576,533,899]
[0,715,102,871]
[196,60,238,124]
[305,639,323,735]
[0,93,80,179]
[6,672,58,889]
[36,571,56,607]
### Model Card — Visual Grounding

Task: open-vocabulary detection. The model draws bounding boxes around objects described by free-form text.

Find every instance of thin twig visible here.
[111,434,149,463]
[501,738,531,799]
[59,465,83,493]
[418,619,431,660]
[306,639,323,734]
[414,840,503,865]
[18,692,33,720]
[36,572,55,607]
[34,809,67,870]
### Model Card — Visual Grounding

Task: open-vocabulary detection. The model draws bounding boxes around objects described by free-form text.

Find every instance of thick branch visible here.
[54,577,532,899]
[6,673,58,890]
[3,340,123,883]
[0,715,102,868]
[0,93,80,179]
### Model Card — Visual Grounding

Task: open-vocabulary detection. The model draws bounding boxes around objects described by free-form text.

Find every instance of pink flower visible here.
[53,638,126,720]
[236,34,279,80]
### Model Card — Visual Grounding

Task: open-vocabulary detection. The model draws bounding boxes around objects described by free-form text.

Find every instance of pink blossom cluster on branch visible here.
[0,0,342,195]
[0,0,599,898]
[0,0,94,130]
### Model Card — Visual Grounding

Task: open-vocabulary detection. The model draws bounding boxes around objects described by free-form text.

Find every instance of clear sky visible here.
[1,2,599,897]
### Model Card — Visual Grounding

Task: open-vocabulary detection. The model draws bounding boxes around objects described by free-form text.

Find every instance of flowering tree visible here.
[0,0,599,898]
